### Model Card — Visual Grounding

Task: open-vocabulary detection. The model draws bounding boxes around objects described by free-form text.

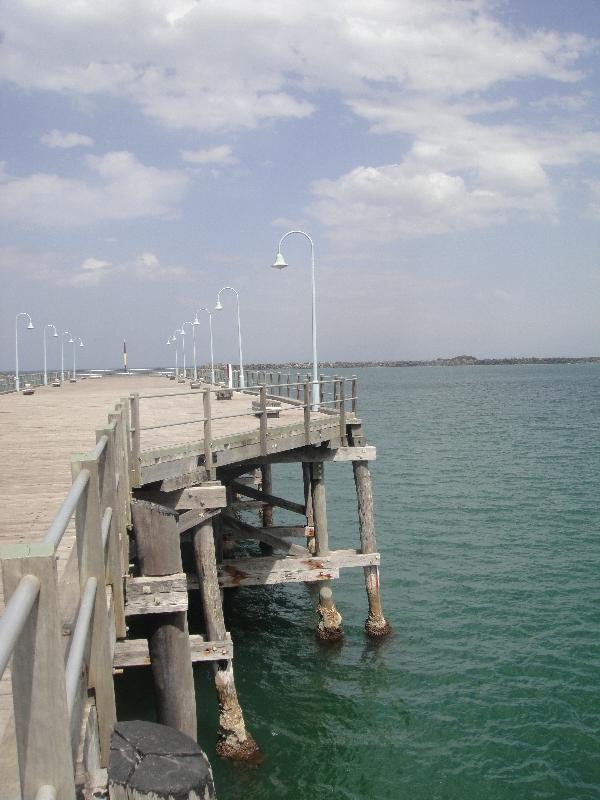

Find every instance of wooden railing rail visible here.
[137,375,359,469]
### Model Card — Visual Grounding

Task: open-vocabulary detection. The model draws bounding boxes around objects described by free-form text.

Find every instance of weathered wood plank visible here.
[114,635,233,668]
[190,549,377,588]
[125,574,188,616]
[135,483,227,512]
[220,514,306,556]
[230,481,305,515]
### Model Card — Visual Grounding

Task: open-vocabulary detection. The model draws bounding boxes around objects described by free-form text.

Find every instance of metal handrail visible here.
[43,469,90,549]
[101,507,113,552]
[0,574,41,678]
[65,576,97,718]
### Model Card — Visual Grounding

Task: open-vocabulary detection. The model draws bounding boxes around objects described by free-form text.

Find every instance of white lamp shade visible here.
[272,252,288,269]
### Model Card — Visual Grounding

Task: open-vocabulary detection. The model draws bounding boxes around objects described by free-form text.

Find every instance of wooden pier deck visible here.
[0,371,387,798]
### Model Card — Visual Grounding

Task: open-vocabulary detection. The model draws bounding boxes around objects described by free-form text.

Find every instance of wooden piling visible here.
[352,460,391,638]
[192,517,260,762]
[131,500,197,739]
[259,463,274,556]
[317,586,343,641]
[310,462,343,639]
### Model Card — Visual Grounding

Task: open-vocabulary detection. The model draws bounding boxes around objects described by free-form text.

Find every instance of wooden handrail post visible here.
[1,544,76,799]
[351,375,358,414]
[71,455,117,766]
[203,388,215,480]
[109,407,130,572]
[303,380,311,445]
[129,393,142,488]
[259,385,268,456]
[296,372,301,399]
[120,398,133,526]
[96,423,126,638]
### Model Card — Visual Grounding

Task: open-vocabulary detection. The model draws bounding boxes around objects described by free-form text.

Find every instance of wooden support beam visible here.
[125,573,188,616]
[135,483,226,512]
[161,467,207,492]
[208,549,378,588]
[176,508,221,535]
[230,481,305,516]
[114,634,233,668]
[220,514,306,556]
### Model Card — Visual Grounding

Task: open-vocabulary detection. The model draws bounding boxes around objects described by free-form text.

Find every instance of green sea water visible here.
[116,364,600,799]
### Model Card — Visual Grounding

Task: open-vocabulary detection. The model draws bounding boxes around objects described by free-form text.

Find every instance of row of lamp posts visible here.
[15,312,84,391]
[165,230,319,405]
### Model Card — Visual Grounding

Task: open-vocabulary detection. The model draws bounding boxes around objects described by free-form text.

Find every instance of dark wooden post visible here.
[259,463,274,556]
[310,461,342,640]
[192,518,260,762]
[352,461,391,638]
[131,500,198,739]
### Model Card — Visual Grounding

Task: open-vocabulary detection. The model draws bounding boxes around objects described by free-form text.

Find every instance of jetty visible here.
[0,370,389,798]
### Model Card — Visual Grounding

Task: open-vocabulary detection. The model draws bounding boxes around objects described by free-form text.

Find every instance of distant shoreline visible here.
[245,356,600,369]
[3,356,600,375]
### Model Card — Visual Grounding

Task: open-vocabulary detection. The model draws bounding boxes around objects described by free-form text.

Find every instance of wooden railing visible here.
[136,374,358,465]
[0,398,132,800]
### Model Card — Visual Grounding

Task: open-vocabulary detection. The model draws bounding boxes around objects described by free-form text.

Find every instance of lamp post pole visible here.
[15,312,34,392]
[167,333,180,379]
[61,331,73,383]
[194,308,215,385]
[272,230,319,408]
[215,287,245,389]
[43,324,58,385]
[182,322,197,381]
[72,338,84,380]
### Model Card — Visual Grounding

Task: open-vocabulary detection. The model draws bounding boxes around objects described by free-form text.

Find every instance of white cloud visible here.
[0,247,188,285]
[132,252,188,281]
[181,145,237,165]
[0,1,593,133]
[0,151,189,226]
[67,257,113,286]
[40,129,94,149]
[584,179,600,220]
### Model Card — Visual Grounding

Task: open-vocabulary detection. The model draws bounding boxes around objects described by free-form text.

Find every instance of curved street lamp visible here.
[43,324,58,385]
[194,308,215,385]
[167,332,180,380]
[215,287,245,388]
[72,337,84,381]
[15,312,34,391]
[61,331,73,383]
[272,230,319,408]
[181,321,197,381]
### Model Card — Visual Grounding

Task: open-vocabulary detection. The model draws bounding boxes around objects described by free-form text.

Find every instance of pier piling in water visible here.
[352,459,391,638]
[131,500,197,740]
[193,516,261,762]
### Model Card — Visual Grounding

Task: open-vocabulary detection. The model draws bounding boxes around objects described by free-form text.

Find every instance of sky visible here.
[1,0,600,370]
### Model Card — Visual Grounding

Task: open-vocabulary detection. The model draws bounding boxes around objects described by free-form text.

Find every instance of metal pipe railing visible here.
[0,574,41,678]
[43,469,90,549]
[101,507,113,552]
[65,576,97,718]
